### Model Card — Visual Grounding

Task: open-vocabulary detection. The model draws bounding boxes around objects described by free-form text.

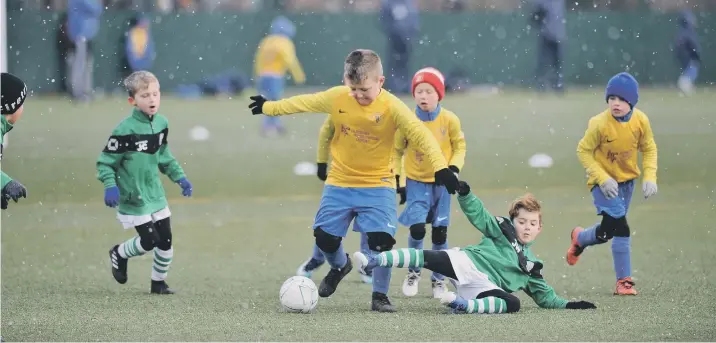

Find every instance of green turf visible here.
[2,88,715,341]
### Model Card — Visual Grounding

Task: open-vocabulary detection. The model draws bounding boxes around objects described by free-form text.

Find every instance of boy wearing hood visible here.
[254,16,306,136]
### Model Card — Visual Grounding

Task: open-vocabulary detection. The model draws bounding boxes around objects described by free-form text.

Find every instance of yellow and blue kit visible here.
[254,16,305,130]
[393,104,465,229]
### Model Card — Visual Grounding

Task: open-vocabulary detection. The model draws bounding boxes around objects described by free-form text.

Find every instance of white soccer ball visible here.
[279,276,318,313]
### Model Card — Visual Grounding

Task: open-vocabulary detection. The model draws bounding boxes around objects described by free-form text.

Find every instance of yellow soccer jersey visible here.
[254,35,305,83]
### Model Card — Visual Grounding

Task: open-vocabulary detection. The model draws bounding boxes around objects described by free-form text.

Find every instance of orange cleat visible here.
[614,277,638,295]
[566,227,585,266]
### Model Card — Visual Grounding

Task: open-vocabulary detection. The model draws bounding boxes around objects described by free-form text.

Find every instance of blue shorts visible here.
[257,75,285,100]
[399,178,451,228]
[313,185,398,237]
[592,179,634,218]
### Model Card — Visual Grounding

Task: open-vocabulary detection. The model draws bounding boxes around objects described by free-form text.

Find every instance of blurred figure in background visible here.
[253,15,306,137]
[66,0,103,102]
[380,0,419,95]
[121,13,156,79]
[530,0,566,93]
[674,9,701,95]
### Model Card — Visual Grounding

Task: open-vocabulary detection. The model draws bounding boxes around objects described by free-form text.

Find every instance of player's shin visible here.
[611,217,631,280]
[376,248,425,269]
[118,235,148,259]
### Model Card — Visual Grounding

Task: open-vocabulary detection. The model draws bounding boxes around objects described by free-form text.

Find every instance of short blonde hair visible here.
[124,71,159,97]
[343,49,383,84]
[508,193,542,224]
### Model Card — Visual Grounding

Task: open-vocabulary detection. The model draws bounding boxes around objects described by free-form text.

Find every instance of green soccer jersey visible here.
[96,109,185,216]
[1,115,14,189]
[457,193,568,309]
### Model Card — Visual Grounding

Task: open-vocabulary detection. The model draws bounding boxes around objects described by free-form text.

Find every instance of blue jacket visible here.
[531,0,566,43]
[674,10,701,66]
[67,0,103,41]
[380,0,419,39]
[125,16,156,72]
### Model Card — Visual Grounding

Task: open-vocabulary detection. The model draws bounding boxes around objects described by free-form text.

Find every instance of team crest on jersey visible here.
[373,113,383,124]
[440,127,447,139]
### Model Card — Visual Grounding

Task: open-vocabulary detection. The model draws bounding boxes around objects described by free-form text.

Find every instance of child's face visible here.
[608,95,631,117]
[129,81,160,115]
[513,209,542,245]
[5,104,23,124]
[413,83,439,112]
[345,74,385,106]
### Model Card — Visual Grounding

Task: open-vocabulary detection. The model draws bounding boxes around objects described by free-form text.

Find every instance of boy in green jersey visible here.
[353,180,596,313]
[97,71,193,295]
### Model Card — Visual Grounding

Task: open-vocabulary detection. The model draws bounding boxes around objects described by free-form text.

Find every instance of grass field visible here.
[2,88,715,341]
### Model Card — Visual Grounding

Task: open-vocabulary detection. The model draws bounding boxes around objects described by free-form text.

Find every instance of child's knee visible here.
[432,226,447,245]
[367,232,396,253]
[598,213,629,242]
[409,224,426,240]
[314,227,343,253]
[154,218,173,250]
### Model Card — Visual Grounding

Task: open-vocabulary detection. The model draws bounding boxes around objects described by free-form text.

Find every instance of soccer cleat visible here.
[432,279,448,299]
[371,292,396,312]
[351,251,378,276]
[318,254,352,298]
[296,257,325,278]
[440,291,468,313]
[614,277,638,296]
[109,245,128,284]
[566,227,585,266]
[402,271,421,297]
[150,280,175,294]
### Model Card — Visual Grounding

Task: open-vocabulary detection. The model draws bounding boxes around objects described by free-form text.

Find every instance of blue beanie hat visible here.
[270,16,296,38]
[605,72,639,108]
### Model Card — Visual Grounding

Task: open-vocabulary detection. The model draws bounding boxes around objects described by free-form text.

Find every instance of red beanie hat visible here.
[412,67,445,101]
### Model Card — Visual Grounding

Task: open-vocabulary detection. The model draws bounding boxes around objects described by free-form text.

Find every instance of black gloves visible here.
[565,301,597,310]
[248,95,267,115]
[457,181,471,197]
[317,163,328,181]
[396,175,406,205]
[1,179,27,209]
[434,168,459,194]
[448,165,460,174]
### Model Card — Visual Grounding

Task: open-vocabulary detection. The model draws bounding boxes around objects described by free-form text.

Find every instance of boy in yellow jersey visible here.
[393,67,466,299]
[565,72,658,296]
[253,16,306,136]
[295,118,374,285]
[248,49,460,312]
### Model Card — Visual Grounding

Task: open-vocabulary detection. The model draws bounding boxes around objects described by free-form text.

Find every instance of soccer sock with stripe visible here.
[118,236,147,259]
[464,297,508,314]
[376,248,424,269]
[151,247,173,281]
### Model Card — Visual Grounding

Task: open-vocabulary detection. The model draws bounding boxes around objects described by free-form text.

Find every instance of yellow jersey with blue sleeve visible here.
[393,106,466,183]
[317,117,333,164]
[577,108,657,187]
[262,86,449,188]
[253,35,306,84]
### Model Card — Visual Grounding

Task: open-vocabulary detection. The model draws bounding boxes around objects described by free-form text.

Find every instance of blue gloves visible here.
[177,177,193,197]
[104,186,120,208]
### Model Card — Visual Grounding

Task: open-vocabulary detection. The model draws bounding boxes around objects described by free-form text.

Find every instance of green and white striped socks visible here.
[118,236,146,258]
[465,297,508,314]
[151,247,173,281]
[376,248,425,269]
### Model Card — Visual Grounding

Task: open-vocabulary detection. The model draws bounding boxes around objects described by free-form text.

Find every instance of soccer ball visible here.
[279,276,319,313]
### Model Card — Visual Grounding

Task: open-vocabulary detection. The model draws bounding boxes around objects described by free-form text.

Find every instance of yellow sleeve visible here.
[576,117,612,185]
[390,97,448,171]
[392,130,407,176]
[639,115,658,183]
[317,117,334,163]
[263,86,344,117]
[280,40,306,84]
[448,114,466,170]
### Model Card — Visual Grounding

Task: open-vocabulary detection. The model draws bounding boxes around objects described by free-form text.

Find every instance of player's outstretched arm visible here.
[524,276,595,310]
[577,118,611,185]
[280,40,306,85]
[392,131,408,205]
[249,86,345,116]
[316,117,334,181]
[455,181,502,238]
[447,113,466,173]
